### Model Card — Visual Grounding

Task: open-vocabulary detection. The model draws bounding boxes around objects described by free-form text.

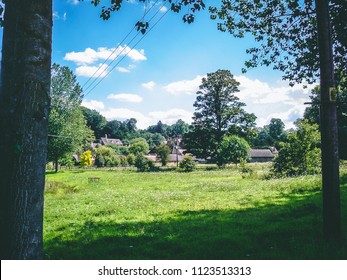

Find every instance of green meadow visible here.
[44,163,347,259]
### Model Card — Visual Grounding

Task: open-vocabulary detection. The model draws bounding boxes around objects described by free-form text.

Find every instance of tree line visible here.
[51,64,346,176]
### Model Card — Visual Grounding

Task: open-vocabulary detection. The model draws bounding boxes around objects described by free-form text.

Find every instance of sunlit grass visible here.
[43,163,347,259]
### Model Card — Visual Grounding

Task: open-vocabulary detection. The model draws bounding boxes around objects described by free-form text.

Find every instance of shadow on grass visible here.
[44,186,347,260]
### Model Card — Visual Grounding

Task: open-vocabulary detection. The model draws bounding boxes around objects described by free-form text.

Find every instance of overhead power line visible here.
[81,0,169,97]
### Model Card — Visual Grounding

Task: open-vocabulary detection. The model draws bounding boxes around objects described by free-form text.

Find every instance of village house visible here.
[99,135,123,146]
[249,148,278,162]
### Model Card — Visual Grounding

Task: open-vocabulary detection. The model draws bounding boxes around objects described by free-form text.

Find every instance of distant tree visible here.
[95,146,119,167]
[251,118,288,149]
[217,135,250,166]
[179,155,196,172]
[81,107,107,139]
[134,154,156,172]
[124,118,137,135]
[80,150,93,167]
[185,69,256,166]
[168,119,190,137]
[156,144,171,166]
[102,120,125,139]
[268,118,286,143]
[102,118,139,141]
[47,64,94,172]
[147,120,169,138]
[135,131,165,150]
[271,119,321,177]
[251,128,272,148]
[129,138,150,155]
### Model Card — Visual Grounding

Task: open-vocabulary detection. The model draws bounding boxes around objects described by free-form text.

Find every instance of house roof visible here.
[250,149,276,158]
[100,137,123,146]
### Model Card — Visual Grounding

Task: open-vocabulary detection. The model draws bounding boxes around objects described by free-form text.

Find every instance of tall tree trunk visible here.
[0,0,52,259]
[315,0,341,242]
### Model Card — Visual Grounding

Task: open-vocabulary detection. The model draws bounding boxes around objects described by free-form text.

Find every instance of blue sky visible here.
[2,0,315,129]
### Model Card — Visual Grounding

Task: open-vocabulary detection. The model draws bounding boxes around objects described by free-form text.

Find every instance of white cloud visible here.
[163,75,204,95]
[76,64,109,78]
[232,75,316,129]
[257,106,305,129]
[142,81,156,90]
[64,45,147,65]
[234,75,314,104]
[81,100,105,111]
[160,6,168,12]
[68,0,80,5]
[107,93,143,103]
[53,11,67,21]
[148,108,193,125]
[116,67,131,73]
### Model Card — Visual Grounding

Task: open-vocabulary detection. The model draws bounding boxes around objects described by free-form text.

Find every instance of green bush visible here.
[134,154,157,172]
[95,146,119,167]
[119,155,128,166]
[271,119,321,177]
[239,158,254,178]
[217,135,250,167]
[129,138,149,155]
[127,153,136,166]
[155,143,170,166]
[179,155,196,172]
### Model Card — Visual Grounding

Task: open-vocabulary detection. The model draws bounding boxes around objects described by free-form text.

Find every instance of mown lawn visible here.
[44,163,347,259]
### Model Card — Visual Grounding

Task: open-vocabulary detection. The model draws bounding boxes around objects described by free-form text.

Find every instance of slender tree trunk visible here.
[0,0,52,259]
[55,158,59,173]
[315,0,341,242]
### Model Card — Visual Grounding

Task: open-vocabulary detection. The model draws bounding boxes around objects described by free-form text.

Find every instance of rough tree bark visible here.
[0,0,52,259]
[315,0,341,242]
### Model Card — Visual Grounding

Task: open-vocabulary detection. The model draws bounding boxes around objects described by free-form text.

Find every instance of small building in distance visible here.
[249,148,278,162]
[99,135,123,146]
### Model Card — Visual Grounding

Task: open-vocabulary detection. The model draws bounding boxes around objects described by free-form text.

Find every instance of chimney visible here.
[105,134,107,139]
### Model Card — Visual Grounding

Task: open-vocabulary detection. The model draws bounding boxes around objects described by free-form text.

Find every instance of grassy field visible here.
[44,163,347,259]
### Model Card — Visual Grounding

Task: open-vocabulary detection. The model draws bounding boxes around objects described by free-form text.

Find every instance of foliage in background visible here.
[94,146,119,167]
[81,107,107,139]
[179,155,196,172]
[217,135,250,166]
[271,119,321,177]
[134,154,157,172]
[129,138,150,155]
[126,153,136,166]
[251,118,288,149]
[155,144,171,166]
